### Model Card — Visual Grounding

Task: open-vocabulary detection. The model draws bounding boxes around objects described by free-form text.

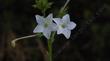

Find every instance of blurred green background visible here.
[0,0,110,61]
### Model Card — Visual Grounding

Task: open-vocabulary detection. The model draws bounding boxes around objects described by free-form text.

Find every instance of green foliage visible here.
[58,7,68,17]
[33,0,53,14]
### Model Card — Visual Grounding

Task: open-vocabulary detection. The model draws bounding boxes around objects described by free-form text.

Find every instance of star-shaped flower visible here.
[33,13,56,39]
[53,14,76,39]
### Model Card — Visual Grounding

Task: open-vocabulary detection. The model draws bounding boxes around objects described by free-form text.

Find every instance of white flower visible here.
[53,14,76,39]
[33,13,56,39]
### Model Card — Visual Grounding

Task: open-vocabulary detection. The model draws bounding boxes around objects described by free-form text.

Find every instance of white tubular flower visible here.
[53,14,76,39]
[33,13,56,39]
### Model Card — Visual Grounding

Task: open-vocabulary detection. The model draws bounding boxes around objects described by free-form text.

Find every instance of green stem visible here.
[48,38,52,61]
[48,32,56,61]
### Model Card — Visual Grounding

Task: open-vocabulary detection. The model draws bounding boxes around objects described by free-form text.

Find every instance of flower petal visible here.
[57,26,63,34]
[62,29,71,39]
[53,18,62,25]
[62,14,70,23]
[44,13,53,25]
[47,13,53,20]
[33,25,44,33]
[50,23,57,31]
[67,22,76,30]
[43,28,51,39]
[35,15,44,24]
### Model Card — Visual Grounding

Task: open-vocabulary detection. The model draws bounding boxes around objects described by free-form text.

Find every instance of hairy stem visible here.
[48,32,55,61]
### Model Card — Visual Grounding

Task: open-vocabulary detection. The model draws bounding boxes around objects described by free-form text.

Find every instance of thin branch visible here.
[11,34,37,47]
[61,0,70,11]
